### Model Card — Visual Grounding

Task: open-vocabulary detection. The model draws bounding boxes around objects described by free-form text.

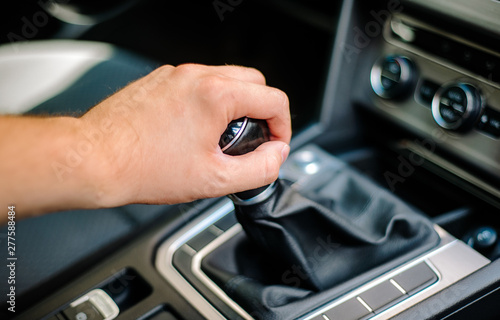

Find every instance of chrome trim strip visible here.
[155,200,234,320]
[192,224,254,320]
[227,181,277,206]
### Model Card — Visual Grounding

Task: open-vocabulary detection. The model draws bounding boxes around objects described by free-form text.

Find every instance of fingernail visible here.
[281,144,290,164]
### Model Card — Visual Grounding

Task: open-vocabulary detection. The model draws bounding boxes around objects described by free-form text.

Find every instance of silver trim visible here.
[221,117,248,152]
[155,200,235,320]
[227,181,277,206]
[357,296,373,313]
[390,279,407,295]
[192,224,254,320]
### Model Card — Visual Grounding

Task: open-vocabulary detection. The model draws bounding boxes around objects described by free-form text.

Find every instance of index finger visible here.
[220,79,292,144]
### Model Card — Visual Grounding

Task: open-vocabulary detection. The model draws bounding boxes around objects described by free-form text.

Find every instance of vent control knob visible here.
[431,83,484,131]
[370,55,416,99]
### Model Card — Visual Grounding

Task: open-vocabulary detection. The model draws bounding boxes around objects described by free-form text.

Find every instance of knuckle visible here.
[153,64,175,76]
[173,63,201,77]
[247,67,266,83]
[196,74,227,100]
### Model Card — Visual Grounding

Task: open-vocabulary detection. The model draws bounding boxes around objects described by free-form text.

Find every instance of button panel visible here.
[307,261,438,320]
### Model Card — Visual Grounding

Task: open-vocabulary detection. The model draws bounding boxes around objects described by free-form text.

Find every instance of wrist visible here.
[78,107,141,209]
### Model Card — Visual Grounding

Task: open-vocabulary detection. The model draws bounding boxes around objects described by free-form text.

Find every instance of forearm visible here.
[0,116,111,224]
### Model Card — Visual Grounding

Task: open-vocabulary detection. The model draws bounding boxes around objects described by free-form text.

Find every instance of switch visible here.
[63,289,119,320]
[358,280,405,312]
[392,262,438,295]
[63,300,104,320]
[323,298,373,320]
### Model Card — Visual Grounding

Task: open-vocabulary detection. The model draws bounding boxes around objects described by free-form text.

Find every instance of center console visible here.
[155,145,489,320]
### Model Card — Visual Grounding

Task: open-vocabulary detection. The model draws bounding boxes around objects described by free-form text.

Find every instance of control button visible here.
[464,226,498,257]
[371,55,416,99]
[431,83,484,131]
[63,289,119,320]
[213,212,238,231]
[358,280,405,313]
[476,107,500,138]
[392,262,438,295]
[63,301,104,320]
[417,79,440,107]
[186,230,218,251]
[323,298,373,320]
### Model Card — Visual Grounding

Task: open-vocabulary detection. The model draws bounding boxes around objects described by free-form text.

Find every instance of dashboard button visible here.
[358,280,405,312]
[392,262,438,295]
[63,300,104,320]
[62,289,119,320]
[431,83,484,131]
[477,107,500,138]
[324,298,373,320]
[371,55,416,99]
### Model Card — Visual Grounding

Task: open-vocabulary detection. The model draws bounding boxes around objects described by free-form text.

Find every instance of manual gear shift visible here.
[211,117,439,317]
[219,117,277,204]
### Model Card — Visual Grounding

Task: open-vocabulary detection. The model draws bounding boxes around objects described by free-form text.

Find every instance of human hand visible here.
[81,64,291,207]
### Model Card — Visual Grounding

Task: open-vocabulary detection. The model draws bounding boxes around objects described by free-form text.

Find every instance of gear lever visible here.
[219,117,278,205]
[216,117,439,291]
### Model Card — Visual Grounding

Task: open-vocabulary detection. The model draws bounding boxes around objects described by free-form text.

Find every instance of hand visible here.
[82,64,291,207]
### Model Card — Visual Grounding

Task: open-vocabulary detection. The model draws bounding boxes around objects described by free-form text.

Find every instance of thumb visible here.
[221,141,290,194]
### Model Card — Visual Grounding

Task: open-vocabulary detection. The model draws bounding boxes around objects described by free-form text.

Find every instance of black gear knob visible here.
[219,117,277,204]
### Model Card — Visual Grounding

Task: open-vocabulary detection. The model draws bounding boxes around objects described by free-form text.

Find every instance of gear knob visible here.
[219,117,278,204]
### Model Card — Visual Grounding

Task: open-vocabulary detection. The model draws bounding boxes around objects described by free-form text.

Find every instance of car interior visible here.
[1,0,500,319]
